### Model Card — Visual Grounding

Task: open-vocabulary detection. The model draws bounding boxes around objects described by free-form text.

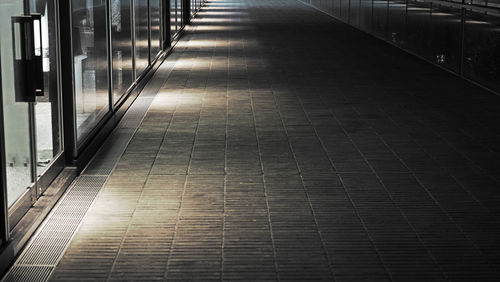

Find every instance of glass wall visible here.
[72,0,110,142]
[301,0,500,94]
[463,10,500,92]
[111,0,134,104]
[171,0,177,36]
[150,0,162,59]
[176,0,182,31]
[135,0,149,77]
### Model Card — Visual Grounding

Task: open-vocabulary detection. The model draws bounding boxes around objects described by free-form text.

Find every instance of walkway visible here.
[17,0,500,280]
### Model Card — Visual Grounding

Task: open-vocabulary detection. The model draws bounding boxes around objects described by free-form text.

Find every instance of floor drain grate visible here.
[2,266,53,282]
[15,176,107,267]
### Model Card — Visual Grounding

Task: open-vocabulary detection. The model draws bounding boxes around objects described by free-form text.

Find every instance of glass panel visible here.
[1,0,33,208]
[72,0,110,142]
[150,0,161,59]
[311,0,319,9]
[340,0,349,21]
[359,0,372,31]
[134,0,149,76]
[31,0,62,174]
[387,0,406,46]
[463,10,500,92]
[429,4,461,72]
[171,0,177,36]
[488,0,500,7]
[333,0,341,17]
[177,0,182,30]
[111,0,133,104]
[372,0,388,39]
[406,0,432,58]
[349,0,360,27]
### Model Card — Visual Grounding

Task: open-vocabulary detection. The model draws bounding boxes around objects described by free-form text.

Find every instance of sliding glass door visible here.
[1,0,63,228]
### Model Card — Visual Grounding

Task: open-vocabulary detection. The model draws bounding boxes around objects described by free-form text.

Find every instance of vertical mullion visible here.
[107,0,114,109]
[148,0,151,65]
[132,0,136,81]
[459,6,466,75]
[0,51,10,243]
[59,0,77,162]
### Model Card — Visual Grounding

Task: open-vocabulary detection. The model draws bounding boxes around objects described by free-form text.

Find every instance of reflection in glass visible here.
[150,0,162,59]
[72,0,109,141]
[372,0,388,39]
[430,5,461,71]
[387,0,406,46]
[177,0,183,31]
[135,0,149,76]
[463,11,500,92]
[340,0,349,21]
[111,0,134,104]
[349,0,360,27]
[171,0,177,36]
[406,1,433,58]
[301,0,500,94]
[359,0,372,31]
[333,0,340,18]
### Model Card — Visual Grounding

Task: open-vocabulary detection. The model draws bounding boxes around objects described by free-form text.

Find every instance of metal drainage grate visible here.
[15,176,106,266]
[3,266,53,282]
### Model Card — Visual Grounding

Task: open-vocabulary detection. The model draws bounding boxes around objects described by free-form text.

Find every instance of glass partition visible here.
[111,0,134,104]
[72,0,110,142]
[177,0,183,31]
[463,10,500,92]
[171,0,178,36]
[135,0,149,76]
[301,0,500,93]
[150,0,162,59]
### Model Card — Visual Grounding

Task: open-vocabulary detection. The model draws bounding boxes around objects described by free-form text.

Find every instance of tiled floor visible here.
[49,0,500,280]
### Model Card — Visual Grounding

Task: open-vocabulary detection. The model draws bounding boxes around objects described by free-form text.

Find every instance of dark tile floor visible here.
[50,0,500,280]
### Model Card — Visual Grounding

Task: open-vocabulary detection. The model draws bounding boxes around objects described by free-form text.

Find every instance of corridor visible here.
[8,0,500,280]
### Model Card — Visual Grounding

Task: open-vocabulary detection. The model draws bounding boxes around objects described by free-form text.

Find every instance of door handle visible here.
[31,13,44,97]
[11,14,44,103]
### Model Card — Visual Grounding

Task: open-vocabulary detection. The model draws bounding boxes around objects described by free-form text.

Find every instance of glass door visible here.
[0,0,62,229]
[0,0,32,214]
[32,0,63,184]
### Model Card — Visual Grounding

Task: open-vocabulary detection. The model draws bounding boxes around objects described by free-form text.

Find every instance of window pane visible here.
[171,0,177,36]
[177,0,182,30]
[135,0,149,76]
[72,0,110,141]
[111,0,134,104]
[150,0,161,59]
